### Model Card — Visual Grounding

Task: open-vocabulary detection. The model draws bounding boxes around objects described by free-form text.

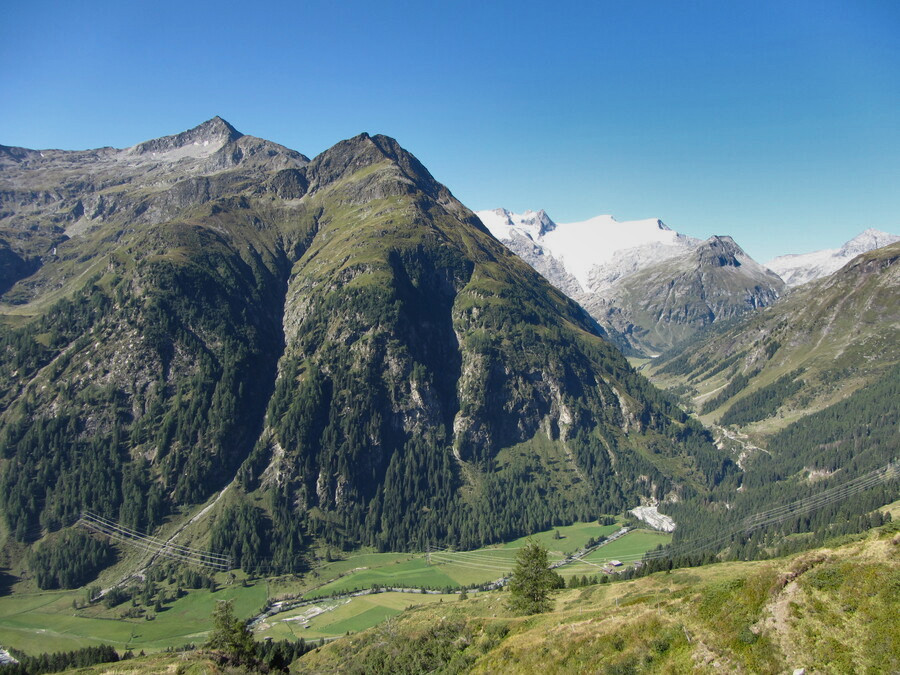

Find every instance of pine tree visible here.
[205,599,258,665]
[507,540,559,615]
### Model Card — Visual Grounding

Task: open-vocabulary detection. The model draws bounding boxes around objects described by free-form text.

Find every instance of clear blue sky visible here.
[2,0,898,262]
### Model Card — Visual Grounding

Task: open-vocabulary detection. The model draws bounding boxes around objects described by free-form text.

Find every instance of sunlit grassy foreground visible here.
[296,525,900,674]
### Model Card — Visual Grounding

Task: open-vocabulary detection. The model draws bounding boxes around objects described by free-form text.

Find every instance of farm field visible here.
[0,520,672,657]
[255,592,455,640]
[305,557,460,598]
[306,520,623,597]
[584,530,672,562]
[500,521,621,554]
[560,530,673,578]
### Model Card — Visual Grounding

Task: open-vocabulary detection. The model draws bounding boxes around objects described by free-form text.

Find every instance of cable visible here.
[634,460,898,564]
[78,511,231,571]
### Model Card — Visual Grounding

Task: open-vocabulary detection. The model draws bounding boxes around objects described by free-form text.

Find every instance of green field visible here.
[307,521,624,597]
[306,557,460,598]
[256,592,455,640]
[561,530,672,576]
[500,521,620,554]
[0,520,671,657]
[0,581,266,654]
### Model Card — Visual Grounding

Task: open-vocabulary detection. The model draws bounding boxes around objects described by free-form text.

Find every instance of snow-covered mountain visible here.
[476,208,701,293]
[766,228,900,288]
[477,208,784,355]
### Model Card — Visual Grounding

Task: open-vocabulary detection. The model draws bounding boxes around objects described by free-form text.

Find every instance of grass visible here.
[582,530,672,563]
[308,552,412,580]
[29,525,900,673]
[256,592,455,641]
[559,530,673,578]
[0,581,266,654]
[882,498,900,519]
[305,520,626,597]
[305,558,459,598]
[298,524,900,674]
[500,521,621,554]
[0,519,640,657]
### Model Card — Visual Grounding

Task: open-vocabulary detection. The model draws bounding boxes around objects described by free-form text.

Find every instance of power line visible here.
[78,512,231,571]
[635,460,898,564]
[75,460,896,581]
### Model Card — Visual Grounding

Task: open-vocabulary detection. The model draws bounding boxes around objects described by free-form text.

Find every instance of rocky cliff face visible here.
[0,120,728,569]
[584,236,785,355]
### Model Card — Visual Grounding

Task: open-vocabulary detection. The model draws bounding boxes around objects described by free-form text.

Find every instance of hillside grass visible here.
[298,524,900,674]
[570,530,672,569]
[32,525,899,673]
[256,592,456,641]
[304,520,628,597]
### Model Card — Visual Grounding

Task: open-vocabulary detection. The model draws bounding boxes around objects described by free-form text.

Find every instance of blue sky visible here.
[2,0,898,262]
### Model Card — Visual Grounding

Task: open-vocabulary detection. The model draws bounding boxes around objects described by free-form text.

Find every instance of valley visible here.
[0,118,897,673]
[13,519,898,673]
[0,519,669,654]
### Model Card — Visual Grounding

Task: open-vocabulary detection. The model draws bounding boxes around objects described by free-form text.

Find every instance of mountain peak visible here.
[129,116,243,156]
[696,235,744,267]
[839,228,900,257]
[305,132,444,201]
[767,228,900,287]
[194,116,242,138]
[476,208,558,243]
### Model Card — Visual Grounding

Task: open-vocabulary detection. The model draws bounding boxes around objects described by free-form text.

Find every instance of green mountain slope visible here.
[648,241,900,433]
[636,244,899,562]
[0,120,729,583]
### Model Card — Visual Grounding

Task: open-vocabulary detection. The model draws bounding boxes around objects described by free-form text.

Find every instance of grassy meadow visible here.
[297,524,900,674]
[0,581,265,654]
[0,519,672,657]
[18,523,898,673]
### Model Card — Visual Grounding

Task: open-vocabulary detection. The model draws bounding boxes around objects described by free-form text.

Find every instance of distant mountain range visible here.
[476,209,784,355]
[766,228,900,287]
[650,241,900,432]
[477,208,898,355]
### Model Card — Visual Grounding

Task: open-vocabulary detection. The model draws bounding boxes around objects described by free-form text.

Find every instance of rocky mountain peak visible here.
[696,235,744,267]
[524,209,556,236]
[767,228,900,288]
[129,116,243,156]
[304,132,446,202]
